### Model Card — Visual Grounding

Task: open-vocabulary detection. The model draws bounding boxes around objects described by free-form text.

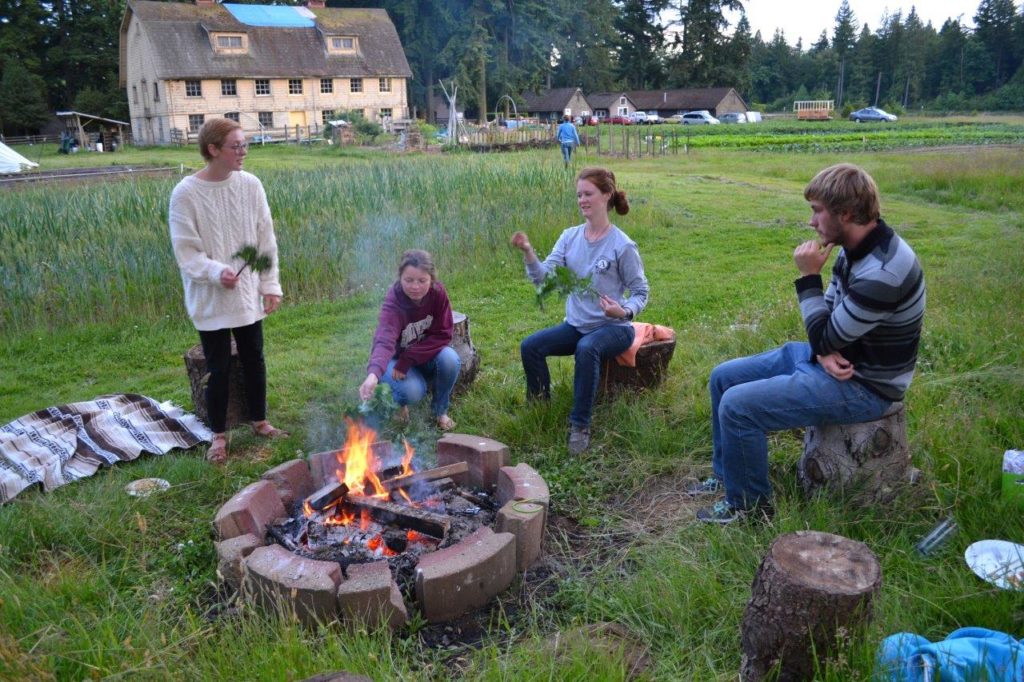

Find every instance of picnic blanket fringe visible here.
[0,393,212,504]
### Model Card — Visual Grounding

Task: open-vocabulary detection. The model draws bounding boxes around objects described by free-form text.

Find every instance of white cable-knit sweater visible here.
[169,171,283,331]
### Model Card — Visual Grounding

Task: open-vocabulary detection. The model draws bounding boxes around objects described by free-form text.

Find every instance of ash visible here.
[266,484,499,600]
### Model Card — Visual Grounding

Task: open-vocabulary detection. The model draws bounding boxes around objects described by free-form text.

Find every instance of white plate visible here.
[965,540,1024,590]
[125,478,170,498]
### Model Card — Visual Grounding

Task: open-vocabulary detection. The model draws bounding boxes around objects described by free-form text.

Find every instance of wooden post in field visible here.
[740,531,881,681]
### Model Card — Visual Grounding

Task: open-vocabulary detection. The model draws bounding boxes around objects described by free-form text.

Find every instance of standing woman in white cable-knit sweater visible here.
[169,117,288,464]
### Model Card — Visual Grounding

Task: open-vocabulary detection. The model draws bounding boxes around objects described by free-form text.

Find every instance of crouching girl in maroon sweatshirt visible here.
[359,250,460,430]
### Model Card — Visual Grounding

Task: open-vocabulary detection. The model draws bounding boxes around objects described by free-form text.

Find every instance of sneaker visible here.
[696,500,744,524]
[685,476,722,497]
[567,424,591,455]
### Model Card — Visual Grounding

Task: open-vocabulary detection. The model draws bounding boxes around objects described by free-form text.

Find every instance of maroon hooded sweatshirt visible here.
[367,280,454,379]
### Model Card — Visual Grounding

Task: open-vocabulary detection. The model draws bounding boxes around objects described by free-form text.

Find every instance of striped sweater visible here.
[796,219,926,401]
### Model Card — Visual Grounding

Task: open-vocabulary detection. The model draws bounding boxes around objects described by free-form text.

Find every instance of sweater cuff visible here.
[367,365,384,380]
[794,274,823,294]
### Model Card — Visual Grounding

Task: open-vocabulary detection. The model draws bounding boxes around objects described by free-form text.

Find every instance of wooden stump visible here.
[450,311,480,394]
[184,341,258,430]
[599,337,675,397]
[797,402,910,507]
[740,531,881,682]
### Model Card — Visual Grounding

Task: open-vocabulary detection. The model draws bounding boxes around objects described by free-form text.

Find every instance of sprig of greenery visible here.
[232,244,272,276]
[354,382,397,421]
[535,265,597,310]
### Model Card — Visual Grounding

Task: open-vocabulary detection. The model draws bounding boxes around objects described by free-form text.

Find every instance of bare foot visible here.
[206,433,228,464]
[436,415,456,431]
[252,421,289,439]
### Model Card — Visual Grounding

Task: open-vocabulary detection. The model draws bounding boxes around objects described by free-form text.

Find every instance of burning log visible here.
[305,481,350,512]
[380,462,469,492]
[345,495,450,539]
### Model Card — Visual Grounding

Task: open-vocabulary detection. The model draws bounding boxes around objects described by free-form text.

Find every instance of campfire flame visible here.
[336,417,388,498]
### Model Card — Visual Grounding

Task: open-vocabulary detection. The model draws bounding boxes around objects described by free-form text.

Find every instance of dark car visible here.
[581,115,599,126]
[849,106,898,122]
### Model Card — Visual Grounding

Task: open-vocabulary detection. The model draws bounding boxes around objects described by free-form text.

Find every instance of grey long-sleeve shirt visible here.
[526,224,649,333]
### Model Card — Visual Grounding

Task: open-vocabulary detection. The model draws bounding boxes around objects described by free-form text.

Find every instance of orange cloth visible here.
[615,322,676,367]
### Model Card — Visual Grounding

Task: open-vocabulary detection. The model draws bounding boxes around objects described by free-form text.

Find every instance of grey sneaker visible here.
[685,476,722,497]
[567,424,591,455]
[696,500,743,524]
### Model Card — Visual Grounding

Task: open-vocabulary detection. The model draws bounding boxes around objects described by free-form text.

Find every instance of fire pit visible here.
[212,424,548,628]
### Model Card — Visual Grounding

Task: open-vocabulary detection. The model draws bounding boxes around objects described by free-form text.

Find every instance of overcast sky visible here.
[723,0,981,48]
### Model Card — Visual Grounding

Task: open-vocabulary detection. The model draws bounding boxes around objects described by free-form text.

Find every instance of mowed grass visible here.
[1,142,1023,680]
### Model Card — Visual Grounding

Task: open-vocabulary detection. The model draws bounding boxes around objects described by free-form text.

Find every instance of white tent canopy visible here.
[0,142,38,173]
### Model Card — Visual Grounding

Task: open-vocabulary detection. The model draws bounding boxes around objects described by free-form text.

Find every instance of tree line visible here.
[1,0,1022,135]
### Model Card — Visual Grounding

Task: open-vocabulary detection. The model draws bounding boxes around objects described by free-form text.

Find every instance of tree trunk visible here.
[740,531,881,681]
[450,311,480,394]
[797,403,911,507]
[184,341,254,430]
[598,338,675,397]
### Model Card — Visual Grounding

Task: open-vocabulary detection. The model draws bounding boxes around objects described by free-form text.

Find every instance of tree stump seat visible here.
[184,340,259,431]
[741,531,882,681]
[450,311,480,394]
[797,401,912,507]
[599,337,675,397]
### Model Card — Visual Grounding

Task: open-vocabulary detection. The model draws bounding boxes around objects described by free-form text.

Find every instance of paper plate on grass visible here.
[965,540,1024,590]
[125,478,170,498]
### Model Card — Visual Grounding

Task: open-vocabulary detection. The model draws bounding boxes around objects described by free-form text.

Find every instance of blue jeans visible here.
[710,341,892,510]
[382,346,461,417]
[560,143,575,164]
[521,321,635,427]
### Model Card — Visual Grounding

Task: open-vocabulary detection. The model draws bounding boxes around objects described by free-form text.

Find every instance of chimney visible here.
[306,0,326,7]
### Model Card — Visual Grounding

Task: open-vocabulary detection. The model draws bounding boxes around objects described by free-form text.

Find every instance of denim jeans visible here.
[198,321,267,433]
[560,143,574,164]
[382,345,461,417]
[710,341,892,510]
[521,321,635,427]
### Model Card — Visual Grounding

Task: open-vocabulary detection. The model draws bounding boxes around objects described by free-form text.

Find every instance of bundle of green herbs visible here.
[535,265,597,310]
[232,244,273,276]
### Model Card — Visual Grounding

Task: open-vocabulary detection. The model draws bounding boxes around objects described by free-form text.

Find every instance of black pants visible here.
[198,321,267,433]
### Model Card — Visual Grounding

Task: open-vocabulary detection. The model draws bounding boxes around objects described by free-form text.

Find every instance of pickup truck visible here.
[628,111,649,124]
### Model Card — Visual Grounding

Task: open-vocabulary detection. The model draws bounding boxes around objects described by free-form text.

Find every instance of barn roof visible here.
[625,87,745,111]
[519,87,588,113]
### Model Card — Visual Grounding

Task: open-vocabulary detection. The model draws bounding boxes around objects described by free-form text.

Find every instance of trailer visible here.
[793,100,834,121]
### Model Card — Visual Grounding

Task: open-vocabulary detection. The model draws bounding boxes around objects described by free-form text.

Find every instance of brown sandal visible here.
[206,434,228,465]
[437,415,456,432]
[252,421,289,439]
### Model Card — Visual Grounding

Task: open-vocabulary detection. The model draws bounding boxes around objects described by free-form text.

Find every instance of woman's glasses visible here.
[225,143,249,153]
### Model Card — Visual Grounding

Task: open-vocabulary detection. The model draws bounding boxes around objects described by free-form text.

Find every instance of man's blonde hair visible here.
[804,163,880,225]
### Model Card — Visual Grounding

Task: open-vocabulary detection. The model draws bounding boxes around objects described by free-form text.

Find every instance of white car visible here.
[628,111,649,124]
[679,110,720,125]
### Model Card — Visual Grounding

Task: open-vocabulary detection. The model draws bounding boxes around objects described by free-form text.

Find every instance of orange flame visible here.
[302,499,314,518]
[336,418,387,498]
[400,438,415,475]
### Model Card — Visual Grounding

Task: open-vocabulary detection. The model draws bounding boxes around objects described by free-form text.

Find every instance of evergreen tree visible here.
[974,0,1020,88]
[0,60,50,134]
[615,0,668,89]
[665,0,744,87]
[549,0,619,92]
[833,0,858,106]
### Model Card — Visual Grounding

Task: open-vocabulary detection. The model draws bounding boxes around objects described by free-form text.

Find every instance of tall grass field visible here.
[1,135,1023,680]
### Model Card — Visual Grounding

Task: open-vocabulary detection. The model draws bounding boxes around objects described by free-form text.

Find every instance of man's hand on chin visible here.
[794,240,835,277]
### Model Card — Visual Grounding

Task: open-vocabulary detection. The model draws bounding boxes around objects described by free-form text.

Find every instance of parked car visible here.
[607,115,633,125]
[643,112,662,124]
[580,115,599,126]
[849,106,898,122]
[719,112,747,124]
[251,134,276,143]
[628,111,649,124]
[680,110,720,125]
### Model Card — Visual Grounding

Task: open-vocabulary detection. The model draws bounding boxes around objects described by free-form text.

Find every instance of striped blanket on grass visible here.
[0,393,211,504]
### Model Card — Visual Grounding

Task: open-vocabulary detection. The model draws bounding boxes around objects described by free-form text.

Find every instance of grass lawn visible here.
[1,136,1023,680]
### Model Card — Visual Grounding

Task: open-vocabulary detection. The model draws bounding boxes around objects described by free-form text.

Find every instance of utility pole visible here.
[873,71,882,107]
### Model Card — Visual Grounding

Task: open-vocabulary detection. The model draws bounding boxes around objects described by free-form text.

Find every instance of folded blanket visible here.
[0,394,211,504]
[616,322,676,367]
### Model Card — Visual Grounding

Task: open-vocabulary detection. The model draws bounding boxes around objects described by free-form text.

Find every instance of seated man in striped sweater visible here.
[691,163,926,524]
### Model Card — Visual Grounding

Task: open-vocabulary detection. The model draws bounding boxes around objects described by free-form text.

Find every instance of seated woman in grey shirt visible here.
[511,167,649,455]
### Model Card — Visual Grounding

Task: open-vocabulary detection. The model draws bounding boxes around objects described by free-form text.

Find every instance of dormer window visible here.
[212,32,248,54]
[327,35,357,54]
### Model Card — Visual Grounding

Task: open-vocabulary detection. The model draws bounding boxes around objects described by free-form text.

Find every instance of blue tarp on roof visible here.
[223,4,315,28]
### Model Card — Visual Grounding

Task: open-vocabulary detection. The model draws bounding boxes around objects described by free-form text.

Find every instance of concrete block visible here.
[308,450,341,488]
[242,544,342,627]
[496,500,545,572]
[436,434,509,491]
[262,458,315,509]
[215,533,264,590]
[213,479,286,541]
[496,463,550,509]
[336,560,408,629]
[415,526,516,622]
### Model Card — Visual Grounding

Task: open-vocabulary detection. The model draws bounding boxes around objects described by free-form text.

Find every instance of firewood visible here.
[305,481,349,512]
[380,462,469,492]
[344,495,450,539]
